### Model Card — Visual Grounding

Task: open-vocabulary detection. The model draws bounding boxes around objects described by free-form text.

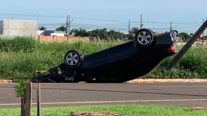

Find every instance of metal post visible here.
[68,15,71,35]
[128,19,131,34]
[170,21,173,31]
[140,14,143,29]
[202,19,205,38]
[166,20,207,70]
[65,15,69,36]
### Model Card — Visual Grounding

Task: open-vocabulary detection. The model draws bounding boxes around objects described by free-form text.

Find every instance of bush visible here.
[71,28,126,40]
[0,37,36,52]
[178,32,191,42]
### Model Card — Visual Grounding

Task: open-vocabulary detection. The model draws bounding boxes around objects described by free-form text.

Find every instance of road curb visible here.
[127,79,207,83]
[0,80,13,84]
[0,79,207,84]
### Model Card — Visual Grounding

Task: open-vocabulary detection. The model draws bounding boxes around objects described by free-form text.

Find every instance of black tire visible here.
[64,50,81,68]
[135,28,154,47]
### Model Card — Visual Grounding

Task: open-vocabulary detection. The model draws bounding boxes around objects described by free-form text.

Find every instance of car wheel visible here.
[64,50,81,68]
[135,28,154,47]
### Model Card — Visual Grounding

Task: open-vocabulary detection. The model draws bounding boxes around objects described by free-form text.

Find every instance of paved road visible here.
[1,83,207,108]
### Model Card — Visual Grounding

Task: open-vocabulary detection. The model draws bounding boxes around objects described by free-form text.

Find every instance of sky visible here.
[0,0,206,33]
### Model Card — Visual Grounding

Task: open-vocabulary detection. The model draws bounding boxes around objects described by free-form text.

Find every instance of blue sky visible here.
[0,0,206,33]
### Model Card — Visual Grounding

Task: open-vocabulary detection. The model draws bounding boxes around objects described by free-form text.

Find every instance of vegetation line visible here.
[0,37,207,80]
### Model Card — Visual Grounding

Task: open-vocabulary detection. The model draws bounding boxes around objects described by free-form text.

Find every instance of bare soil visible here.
[71,111,118,116]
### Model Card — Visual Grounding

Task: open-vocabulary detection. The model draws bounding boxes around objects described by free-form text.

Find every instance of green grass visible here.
[149,45,207,78]
[0,37,117,79]
[0,37,207,79]
[0,105,207,116]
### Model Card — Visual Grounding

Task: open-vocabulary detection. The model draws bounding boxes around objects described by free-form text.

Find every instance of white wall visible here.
[2,19,37,38]
[51,31,65,36]
[37,30,44,35]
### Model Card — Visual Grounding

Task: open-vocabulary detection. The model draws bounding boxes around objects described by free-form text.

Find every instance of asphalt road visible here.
[1,83,207,108]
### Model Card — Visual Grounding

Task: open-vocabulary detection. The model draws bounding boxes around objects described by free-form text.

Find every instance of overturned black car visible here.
[33,29,177,83]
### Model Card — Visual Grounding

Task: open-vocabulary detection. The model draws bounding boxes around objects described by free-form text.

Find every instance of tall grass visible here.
[0,37,117,79]
[0,37,207,79]
[150,45,207,78]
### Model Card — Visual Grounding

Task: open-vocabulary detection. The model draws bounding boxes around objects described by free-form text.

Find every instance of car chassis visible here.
[33,20,207,83]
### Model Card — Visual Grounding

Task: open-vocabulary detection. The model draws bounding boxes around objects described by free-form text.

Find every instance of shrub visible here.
[0,37,36,52]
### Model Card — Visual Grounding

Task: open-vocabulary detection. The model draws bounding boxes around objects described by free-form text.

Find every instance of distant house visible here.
[51,31,65,36]
[43,30,55,36]
[37,30,65,37]
[203,35,207,40]
[202,35,207,44]
[0,19,37,38]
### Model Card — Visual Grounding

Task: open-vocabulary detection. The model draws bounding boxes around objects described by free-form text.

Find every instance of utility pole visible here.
[202,19,205,37]
[140,14,143,29]
[201,19,205,43]
[65,15,69,36]
[128,19,131,34]
[69,15,71,35]
[170,21,173,31]
[65,15,71,36]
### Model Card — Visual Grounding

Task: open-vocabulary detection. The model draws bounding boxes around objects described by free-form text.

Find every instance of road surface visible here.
[0,83,207,108]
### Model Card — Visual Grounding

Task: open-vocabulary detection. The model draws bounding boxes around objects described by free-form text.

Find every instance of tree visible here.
[71,28,125,40]
[78,29,89,37]
[56,26,66,31]
[39,26,46,30]
[89,28,107,40]
[178,32,191,42]
[128,27,139,40]
[70,29,78,36]
[107,30,125,40]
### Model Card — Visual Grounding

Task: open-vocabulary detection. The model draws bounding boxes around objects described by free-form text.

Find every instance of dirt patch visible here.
[192,107,207,110]
[71,111,118,116]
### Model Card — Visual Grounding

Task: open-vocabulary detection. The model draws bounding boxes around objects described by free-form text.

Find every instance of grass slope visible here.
[0,105,207,116]
[0,37,207,79]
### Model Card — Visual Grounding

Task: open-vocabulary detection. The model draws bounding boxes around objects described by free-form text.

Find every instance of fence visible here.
[37,35,90,43]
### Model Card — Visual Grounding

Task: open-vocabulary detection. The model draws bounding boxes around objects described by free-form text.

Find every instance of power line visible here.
[0,13,65,18]
[0,12,203,25]
[72,16,128,23]
[1,12,203,33]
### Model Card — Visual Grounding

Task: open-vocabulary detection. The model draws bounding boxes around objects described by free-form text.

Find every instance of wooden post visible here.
[23,82,32,116]
[20,98,25,116]
[37,83,41,116]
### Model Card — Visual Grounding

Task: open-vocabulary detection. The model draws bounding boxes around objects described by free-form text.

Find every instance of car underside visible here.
[33,28,178,83]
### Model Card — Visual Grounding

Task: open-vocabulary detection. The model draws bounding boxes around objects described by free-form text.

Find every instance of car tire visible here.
[135,28,154,47]
[64,50,81,68]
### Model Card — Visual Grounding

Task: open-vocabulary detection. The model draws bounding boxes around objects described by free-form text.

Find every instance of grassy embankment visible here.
[0,105,207,116]
[0,37,207,79]
[0,37,116,79]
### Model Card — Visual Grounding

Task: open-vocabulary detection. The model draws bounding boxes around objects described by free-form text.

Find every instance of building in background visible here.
[37,30,65,36]
[0,19,37,38]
